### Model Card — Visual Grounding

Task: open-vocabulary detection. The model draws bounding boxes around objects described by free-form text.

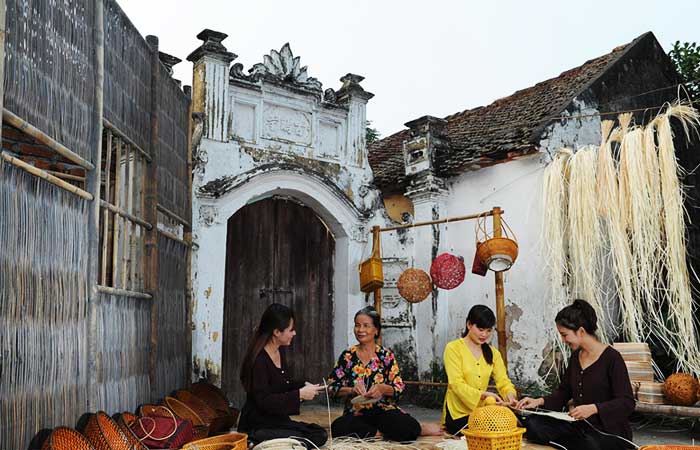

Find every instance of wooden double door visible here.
[221,197,335,405]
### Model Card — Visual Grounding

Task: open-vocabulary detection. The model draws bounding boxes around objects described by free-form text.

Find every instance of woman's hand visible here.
[503,392,518,406]
[515,397,544,410]
[299,382,323,401]
[366,383,392,399]
[569,404,598,420]
[480,391,503,404]
[352,379,368,396]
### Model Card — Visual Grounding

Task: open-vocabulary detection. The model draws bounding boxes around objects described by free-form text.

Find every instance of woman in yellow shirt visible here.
[442,305,518,435]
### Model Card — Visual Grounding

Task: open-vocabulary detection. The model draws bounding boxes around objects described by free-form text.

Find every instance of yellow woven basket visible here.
[462,405,526,450]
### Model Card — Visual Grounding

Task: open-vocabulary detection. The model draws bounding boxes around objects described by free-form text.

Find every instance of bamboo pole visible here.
[97,284,152,300]
[44,170,86,182]
[404,380,447,387]
[121,144,132,287]
[0,151,94,200]
[379,210,498,232]
[492,206,507,368]
[183,84,194,385]
[111,138,123,287]
[99,200,152,230]
[103,118,152,162]
[0,0,5,165]
[157,203,191,227]
[129,154,139,290]
[101,131,113,284]
[145,35,160,397]
[370,225,383,346]
[157,228,190,247]
[3,109,95,170]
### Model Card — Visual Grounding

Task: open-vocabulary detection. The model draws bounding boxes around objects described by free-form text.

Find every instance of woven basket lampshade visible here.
[663,373,699,406]
[42,427,96,450]
[464,405,525,450]
[397,268,432,303]
[476,238,518,272]
[430,253,465,290]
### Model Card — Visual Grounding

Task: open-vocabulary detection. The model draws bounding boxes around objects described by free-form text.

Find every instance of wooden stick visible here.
[129,153,139,290]
[404,380,447,387]
[97,284,152,300]
[121,144,132,288]
[379,210,499,232]
[101,131,113,285]
[157,203,191,227]
[493,206,507,368]
[184,84,194,385]
[370,225,383,346]
[99,200,152,230]
[44,170,86,182]
[3,108,95,170]
[157,228,190,247]
[103,118,152,162]
[111,138,122,287]
[0,151,94,200]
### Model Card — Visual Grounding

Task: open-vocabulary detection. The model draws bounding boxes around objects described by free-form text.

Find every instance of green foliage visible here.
[366,120,380,144]
[669,41,700,100]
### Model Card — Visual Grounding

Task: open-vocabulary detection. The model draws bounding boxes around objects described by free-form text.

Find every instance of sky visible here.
[117,0,700,139]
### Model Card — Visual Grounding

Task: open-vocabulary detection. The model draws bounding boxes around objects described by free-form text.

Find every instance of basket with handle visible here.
[182,432,248,450]
[115,412,149,450]
[42,427,96,450]
[358,227,383,292]
[82,411,134,450]
[475,213,518,272]
[164,396,209,438]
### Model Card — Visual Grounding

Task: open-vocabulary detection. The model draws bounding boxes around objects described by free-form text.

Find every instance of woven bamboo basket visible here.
[177,389,235,433]
[42,427,96,450]
[115,412,149,450]
[82,411,133,450]
[638,381,666,404]
[640,446,700,449]
[189,381,234,415]
[165,396,210,438]
[625,360,655,383]
[463,406,525,450]
[182,432,248,450]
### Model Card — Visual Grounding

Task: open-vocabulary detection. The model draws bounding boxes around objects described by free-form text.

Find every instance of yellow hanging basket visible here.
[475,214,518,272]
[359,228,384,293]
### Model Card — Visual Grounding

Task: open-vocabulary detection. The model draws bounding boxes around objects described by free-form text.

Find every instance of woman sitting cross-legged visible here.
[442,304,518,435]
[237,303,328,449]
[326,306,422,442]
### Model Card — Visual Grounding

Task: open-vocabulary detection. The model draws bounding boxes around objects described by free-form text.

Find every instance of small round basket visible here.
[42,427,96,450]
[430,253,465,290]
[663,373,699,406]
[397,268,432,303]
[463,405,525,450]
[182,432,248,450]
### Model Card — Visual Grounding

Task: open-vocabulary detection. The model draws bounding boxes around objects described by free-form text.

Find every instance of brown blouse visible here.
[237,349,305,433]
[543,346,635,440]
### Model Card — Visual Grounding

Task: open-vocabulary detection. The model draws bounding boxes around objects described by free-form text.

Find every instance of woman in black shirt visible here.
[516,300,636,450]
[238,303,328,448]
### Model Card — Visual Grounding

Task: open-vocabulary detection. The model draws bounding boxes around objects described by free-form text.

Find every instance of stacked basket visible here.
[612,342,664,404]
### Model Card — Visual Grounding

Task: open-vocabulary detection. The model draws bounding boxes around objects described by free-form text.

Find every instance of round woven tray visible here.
[82,411,133,450]
[42,427,96,450]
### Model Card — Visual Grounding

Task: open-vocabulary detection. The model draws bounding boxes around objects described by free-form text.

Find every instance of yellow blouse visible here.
[442,338,516,423]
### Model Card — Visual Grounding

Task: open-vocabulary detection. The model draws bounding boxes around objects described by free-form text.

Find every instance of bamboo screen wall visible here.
[0,163,90,446]
[4,0,97,161]
[154,235,190,399]
[158,65,191,220]
[1,0,192,448]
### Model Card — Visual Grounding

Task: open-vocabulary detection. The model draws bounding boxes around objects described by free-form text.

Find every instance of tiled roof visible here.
[369,33,649,189]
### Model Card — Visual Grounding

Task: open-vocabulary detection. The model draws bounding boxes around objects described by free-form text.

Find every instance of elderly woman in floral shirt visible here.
[326,306,421,442]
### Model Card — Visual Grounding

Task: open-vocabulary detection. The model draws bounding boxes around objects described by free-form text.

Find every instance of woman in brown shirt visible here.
[516,300,636,450]
[238,303,328,448]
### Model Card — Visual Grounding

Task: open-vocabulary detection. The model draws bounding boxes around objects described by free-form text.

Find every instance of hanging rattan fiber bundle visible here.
[663,373,699,406]
[397,268,432,303]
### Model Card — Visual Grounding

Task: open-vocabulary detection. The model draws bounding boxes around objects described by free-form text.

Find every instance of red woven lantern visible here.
[397,268,432,303]
[430,253,466,290]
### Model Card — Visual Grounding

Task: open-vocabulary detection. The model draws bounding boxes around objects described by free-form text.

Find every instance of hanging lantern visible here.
[397,268,432,303]
[475,214,518,272]
[430,253,466,289]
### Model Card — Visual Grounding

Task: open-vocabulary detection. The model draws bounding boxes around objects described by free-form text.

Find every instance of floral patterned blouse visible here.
[326,344,405,415]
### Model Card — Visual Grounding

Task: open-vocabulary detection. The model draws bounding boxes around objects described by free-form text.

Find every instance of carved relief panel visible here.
[381,258,413,328]
[262,104,312,146]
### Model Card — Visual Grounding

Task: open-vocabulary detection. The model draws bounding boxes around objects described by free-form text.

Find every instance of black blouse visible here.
[237,349,305,432]
[543,346,635,439]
